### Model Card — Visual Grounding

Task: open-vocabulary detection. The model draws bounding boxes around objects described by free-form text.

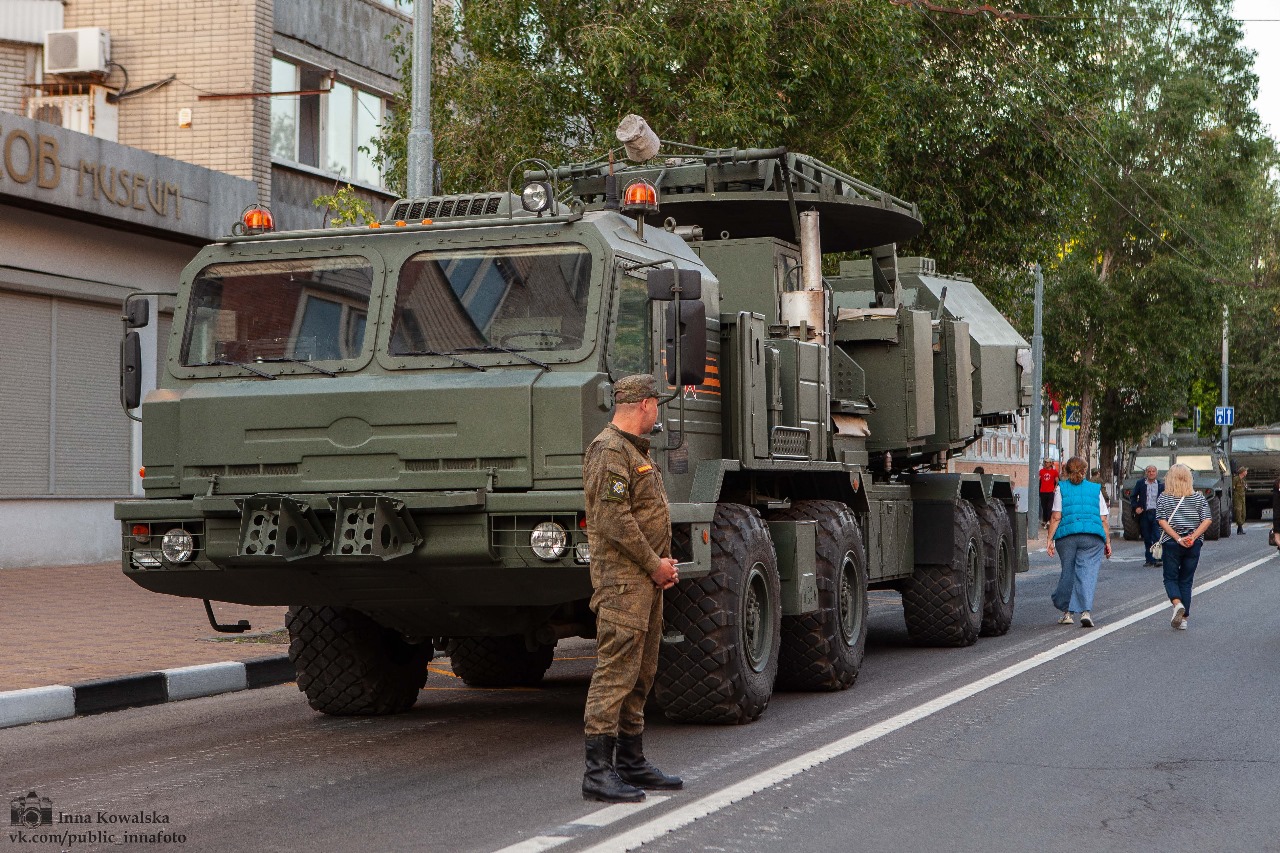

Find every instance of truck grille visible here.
[405,457,521,473]
[386,193,506,223]
[190,464,299,478]
[770,427,811,460]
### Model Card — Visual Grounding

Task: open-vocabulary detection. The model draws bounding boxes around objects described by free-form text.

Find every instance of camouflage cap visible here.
[613,374,660,403]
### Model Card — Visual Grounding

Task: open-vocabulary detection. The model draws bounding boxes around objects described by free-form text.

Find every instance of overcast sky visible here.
[1234,0,1280,137]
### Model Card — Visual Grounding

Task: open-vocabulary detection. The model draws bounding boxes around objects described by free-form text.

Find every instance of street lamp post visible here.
[1027,264,1044,532]
[406,0,434,198]
[1220,303,1229,446]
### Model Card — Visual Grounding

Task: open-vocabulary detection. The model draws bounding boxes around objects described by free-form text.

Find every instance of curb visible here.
[0,655,295,730]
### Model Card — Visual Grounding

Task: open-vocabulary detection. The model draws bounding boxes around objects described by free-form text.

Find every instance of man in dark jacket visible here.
[1131,465,1164,566]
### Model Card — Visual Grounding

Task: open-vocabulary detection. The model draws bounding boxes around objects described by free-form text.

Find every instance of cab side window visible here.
[607,267,651,379]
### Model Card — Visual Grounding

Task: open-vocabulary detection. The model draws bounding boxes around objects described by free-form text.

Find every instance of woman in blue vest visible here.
[1047,456,1112,627]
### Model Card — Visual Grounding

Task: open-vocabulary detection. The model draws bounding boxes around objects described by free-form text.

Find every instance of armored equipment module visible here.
[1121,431,1232,540]
[1228,425,1280,520]
[117,141,1030,723]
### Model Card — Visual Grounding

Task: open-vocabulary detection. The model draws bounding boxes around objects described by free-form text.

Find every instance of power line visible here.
[982,18,1240,274]
[910,5,1238,277]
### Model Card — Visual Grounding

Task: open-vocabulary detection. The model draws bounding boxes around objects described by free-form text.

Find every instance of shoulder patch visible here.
[604,472,629,503]
[635,464,653,475]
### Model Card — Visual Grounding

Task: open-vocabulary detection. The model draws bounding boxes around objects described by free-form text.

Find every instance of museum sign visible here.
[0,114,254,242]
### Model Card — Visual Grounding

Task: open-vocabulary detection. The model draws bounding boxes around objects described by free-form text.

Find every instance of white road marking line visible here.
[568,552,1277,853]
[571,795,670,827]
[492,835,573,853]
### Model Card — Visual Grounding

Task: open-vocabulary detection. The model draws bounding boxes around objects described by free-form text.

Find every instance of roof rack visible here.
[535,143,923,252]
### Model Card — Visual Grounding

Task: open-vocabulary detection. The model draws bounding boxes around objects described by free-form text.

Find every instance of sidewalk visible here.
[0,562,289,693]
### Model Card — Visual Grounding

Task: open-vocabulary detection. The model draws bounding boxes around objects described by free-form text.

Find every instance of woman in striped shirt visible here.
[1156,463,1213,630]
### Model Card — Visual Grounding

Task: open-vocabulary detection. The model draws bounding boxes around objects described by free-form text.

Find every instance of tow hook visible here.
[203,599,251,634]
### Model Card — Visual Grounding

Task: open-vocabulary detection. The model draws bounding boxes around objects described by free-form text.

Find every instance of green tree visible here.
[1040,0,1268,465]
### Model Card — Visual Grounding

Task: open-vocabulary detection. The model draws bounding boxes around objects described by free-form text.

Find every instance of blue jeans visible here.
[1162,538,1203,615]
[1052,533,1105,613]
[1139,510,1160,562]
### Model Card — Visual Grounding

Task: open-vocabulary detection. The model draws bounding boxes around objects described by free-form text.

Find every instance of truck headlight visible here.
[521,181,552,213]
[161,528,196,563]
[530,521,567,561]
[574,542,591,564]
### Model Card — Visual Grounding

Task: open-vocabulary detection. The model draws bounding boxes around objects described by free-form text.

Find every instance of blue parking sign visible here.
[1214,406,1234,426]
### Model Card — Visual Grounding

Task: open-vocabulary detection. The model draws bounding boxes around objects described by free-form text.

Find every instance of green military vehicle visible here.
[116,140,1030,724]
[1120,432,1232,540]
[1229,425,1280,519]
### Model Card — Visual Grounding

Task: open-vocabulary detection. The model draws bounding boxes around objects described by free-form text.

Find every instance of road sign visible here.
[1214,406,1235,427]
[1063,403,1081,430]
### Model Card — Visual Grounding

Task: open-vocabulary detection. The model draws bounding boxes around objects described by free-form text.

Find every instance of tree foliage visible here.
[375,0,1278,444]
[1039,0,1271,460]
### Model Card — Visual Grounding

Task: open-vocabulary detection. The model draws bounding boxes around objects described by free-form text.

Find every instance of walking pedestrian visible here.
[1232,467,1248,534]
[1047,456,1112,628]
[1038,460,1059,529]
[1157,463,1213,631]
[1130,465,1164,566]
[580,374,682,803]
[1270,476,1280,551]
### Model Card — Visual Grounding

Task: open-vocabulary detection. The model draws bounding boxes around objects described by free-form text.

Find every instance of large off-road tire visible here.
[976,499,1016,637]
[286,605,431,716]
[445,636,555,687]
[656,503,781,724]
[1220,498,1233,538]
[902,500,985,647]
[1122,504,1141,541]
[768,500,868,692]
[1205,495,1222,541]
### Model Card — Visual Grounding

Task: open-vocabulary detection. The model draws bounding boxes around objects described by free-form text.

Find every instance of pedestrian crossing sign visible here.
[1063,403,1081,430]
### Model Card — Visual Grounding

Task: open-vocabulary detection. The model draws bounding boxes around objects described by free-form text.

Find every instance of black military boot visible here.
[615,732,683,790]
[583,735,645,803]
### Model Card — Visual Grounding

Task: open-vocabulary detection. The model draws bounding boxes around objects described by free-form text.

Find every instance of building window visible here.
[272,56,387,188]
[270,58,298,162]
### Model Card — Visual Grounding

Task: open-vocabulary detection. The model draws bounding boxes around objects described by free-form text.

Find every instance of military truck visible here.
[1120,432,1232,540]
[1229,425,1280,520]
[116,140,1030,724]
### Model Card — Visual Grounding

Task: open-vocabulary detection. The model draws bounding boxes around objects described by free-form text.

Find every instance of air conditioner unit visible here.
[27,86,118,141]
[44,27,110,75]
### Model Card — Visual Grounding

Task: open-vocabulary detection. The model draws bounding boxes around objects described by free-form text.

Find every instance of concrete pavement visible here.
[0,561,290,725]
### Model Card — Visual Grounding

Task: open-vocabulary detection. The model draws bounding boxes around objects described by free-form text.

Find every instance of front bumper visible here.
[115,491,712,609]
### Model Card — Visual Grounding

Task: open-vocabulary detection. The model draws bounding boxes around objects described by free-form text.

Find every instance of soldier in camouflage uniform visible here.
[580,374,683,803]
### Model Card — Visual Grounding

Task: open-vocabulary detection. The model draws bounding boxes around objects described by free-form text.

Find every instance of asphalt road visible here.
[5,523,1279,853]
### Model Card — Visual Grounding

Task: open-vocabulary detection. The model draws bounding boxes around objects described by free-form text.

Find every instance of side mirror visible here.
[665,301,707,386]
[647,268,702,301]
[125,298,149,329]
[121,331,142,410]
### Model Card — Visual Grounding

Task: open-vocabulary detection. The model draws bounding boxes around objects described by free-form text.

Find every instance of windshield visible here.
[181,257,373,365]
[389,244,592,356]
[1177,453,1220,474]
[1131,452,1171,474]
[1232,435,1280,452]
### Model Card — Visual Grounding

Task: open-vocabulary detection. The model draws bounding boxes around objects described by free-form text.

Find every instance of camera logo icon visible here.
[10,791,53,827]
